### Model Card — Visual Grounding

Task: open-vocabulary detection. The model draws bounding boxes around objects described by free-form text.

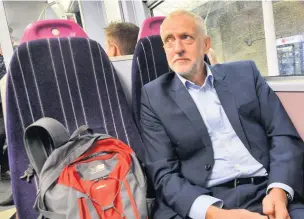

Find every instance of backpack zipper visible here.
[70,151,114,165]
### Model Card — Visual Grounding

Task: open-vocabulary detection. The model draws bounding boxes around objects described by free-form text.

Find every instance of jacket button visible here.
[205,164,211,171]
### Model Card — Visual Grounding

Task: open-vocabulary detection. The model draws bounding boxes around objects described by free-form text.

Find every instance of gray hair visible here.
[160,10,206,36]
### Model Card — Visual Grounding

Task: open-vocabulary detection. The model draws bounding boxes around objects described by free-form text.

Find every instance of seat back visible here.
[132,35,169,127]
[111,55,134,106]
[20,19,88,43]
[7,37,144,219]
[137,16,165,40]
[276,92,304,140]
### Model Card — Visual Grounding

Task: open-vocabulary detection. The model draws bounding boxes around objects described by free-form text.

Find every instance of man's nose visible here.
[173,39,185,55]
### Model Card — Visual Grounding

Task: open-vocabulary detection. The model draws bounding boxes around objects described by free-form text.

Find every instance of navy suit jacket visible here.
[140,60,304,219]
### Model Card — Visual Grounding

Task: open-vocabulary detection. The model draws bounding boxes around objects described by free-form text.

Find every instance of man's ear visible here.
[109,43,122,57]
[203,36,211,54]
[113,42,122,56]
[106,42,115,57]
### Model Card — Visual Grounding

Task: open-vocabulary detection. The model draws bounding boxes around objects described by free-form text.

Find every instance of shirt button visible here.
[205,164,212,171]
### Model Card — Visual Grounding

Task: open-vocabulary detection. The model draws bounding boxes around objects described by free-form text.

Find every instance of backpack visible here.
[21,117,151,219]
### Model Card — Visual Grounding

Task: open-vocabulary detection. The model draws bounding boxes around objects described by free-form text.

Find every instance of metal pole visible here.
[262,1,279,76]
[0,0,14,68]
[0,0,14,129]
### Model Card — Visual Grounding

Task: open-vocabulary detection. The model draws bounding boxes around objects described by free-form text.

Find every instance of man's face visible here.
[161,14,210,78]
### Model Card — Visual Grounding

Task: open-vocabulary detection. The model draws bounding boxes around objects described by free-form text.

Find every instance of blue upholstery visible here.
[6,37,144,218]
[132,36,168,128]
[131,35,211,128]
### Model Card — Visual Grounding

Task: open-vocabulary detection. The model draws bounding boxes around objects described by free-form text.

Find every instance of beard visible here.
[170,60,200,80]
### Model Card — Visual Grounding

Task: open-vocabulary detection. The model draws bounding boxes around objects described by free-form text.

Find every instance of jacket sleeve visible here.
[140,86,211,218]
[250,60,304,197]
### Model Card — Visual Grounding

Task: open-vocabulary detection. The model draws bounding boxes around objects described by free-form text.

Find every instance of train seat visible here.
[276,92,304,140]
[132,35,169,127]
[6,37,144,219]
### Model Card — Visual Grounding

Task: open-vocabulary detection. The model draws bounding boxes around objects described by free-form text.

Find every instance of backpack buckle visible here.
[20,164,35,183]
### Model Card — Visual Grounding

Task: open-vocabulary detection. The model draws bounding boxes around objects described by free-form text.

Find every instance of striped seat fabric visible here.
[131,35,169,128]
[6,37,144,219]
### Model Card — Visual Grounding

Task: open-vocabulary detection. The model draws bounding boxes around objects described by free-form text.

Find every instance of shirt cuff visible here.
[267,182,294,201]
[188,195,223,219]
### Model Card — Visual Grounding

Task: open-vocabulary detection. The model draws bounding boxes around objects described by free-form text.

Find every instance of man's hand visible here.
[262,188,290,219]
[206,206,267,219]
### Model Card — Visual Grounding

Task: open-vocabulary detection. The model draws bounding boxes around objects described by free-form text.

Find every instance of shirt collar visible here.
[176,63,214,90]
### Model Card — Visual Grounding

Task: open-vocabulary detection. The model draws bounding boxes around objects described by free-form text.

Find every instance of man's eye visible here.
[164,37,174,48]
[182,35,192,40]
[166,37,174,43]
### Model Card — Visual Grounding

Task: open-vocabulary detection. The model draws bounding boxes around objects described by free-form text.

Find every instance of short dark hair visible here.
[105,22,139,55]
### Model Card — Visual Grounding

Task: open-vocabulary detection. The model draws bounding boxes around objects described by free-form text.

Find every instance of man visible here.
[104,21,139,57]
[140,10,304,219]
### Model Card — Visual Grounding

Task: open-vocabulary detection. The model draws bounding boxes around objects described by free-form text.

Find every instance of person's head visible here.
[160,10,211,80]
[104,22,139,57]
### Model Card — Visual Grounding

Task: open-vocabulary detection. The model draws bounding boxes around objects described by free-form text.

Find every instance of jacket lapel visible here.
[211,66,250,150]
[169,74,212,148]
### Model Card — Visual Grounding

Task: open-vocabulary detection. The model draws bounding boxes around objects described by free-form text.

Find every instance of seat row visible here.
[4,18,304,219]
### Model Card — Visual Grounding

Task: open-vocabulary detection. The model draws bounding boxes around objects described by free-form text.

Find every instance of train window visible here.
[104,0,124,23]
[152,0,304,78]
[3,1,46,46]
[152,1,203,16]
[2,1,83,47]
[273,1,304,76]
[194,1,268,75]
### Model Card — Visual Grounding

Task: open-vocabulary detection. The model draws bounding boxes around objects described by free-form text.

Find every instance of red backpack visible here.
[22,117,152,219]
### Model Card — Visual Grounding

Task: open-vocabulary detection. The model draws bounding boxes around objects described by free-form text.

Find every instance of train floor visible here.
[0,172,16,219]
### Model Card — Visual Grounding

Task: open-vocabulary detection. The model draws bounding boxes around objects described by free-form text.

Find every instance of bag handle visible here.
[23,117,70,176]
[69,125,93,141]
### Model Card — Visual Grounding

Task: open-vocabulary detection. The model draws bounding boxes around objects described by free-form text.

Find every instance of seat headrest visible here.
[21,19,88,43]
[137,16,165,40]
[133,35,169,87]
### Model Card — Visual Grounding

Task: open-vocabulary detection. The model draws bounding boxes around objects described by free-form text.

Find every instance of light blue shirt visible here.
[176,65,294,219]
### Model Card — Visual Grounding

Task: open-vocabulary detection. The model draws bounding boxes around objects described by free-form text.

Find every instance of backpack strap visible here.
[36,196,99,219]
[69,125,93,141]
[34,191,66,219]
[23,117,70,176]
[40,210,65,219]
[37,209,65,219]
[84,196,100,218]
